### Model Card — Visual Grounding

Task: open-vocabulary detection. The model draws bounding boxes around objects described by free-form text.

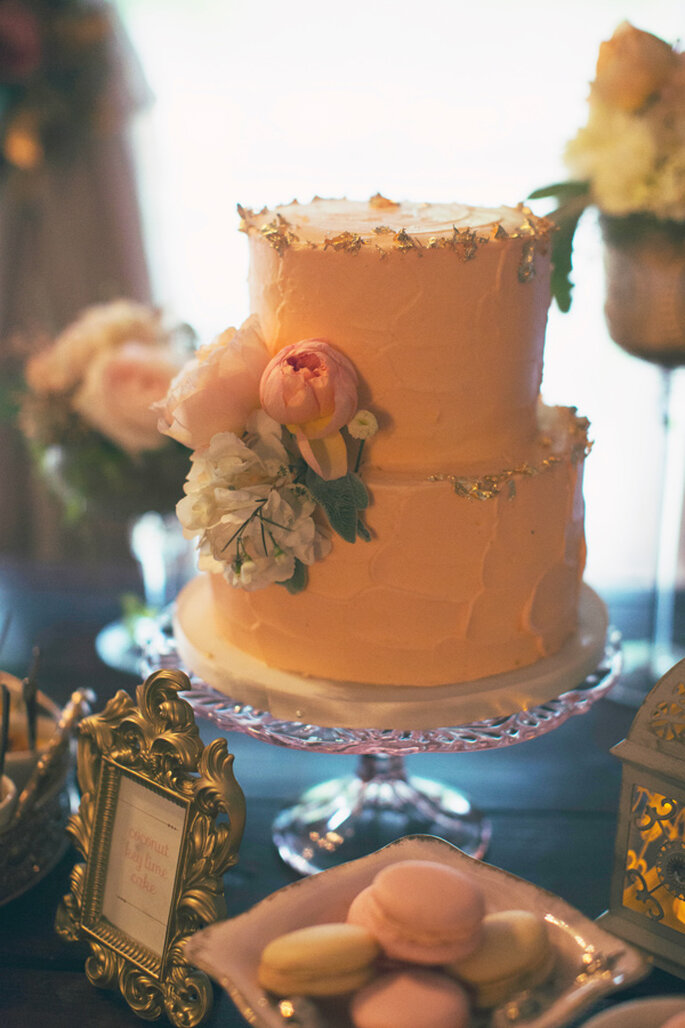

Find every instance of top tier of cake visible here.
[240,197,555,473]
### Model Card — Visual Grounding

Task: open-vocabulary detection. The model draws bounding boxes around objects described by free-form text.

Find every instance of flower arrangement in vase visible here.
[17,299,193,522]
[530,21,685,364]
[157,316,378,595]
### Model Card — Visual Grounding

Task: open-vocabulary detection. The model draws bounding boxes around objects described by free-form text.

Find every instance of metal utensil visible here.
[9,688,95,827]
[0,682,9,783]
[22,647,40,753]
[0,614,11,660]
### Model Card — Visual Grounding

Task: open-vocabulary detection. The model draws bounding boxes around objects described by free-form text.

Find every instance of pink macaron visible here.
[346,859,485,964]
[350,968,471,1028]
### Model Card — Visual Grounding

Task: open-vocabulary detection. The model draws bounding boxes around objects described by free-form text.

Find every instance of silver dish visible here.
[0,772,74,906]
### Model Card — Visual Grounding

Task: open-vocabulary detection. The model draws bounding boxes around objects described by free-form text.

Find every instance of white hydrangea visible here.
[565,101,685,220]
[177,410,331,591]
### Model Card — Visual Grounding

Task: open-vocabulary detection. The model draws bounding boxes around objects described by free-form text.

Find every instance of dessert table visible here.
[1,554,684,1027]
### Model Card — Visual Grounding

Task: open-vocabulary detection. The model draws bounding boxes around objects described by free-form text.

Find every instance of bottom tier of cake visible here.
[173,579,608,729]
[180,407,591,690]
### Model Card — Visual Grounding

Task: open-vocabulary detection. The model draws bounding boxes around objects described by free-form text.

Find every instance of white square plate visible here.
[185,835,650,1028]
[582,995,685,1028]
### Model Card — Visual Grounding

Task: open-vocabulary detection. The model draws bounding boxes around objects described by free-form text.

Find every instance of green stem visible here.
[220,498,267,553]
[354,439,365,474]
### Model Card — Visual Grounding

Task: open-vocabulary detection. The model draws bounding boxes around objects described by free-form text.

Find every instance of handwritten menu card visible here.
[102,773,187,956]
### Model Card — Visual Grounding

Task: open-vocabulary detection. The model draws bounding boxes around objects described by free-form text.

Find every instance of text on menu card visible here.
[101,772,187,957]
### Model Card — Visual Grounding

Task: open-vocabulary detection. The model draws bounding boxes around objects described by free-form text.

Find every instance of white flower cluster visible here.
[177,410,331,591]
[565,102,685,221]
[347,408,379,440]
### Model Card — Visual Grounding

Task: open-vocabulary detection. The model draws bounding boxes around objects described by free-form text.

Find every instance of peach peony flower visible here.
[73,341,183,454]
[260,339,358,439]
[157,315,270,450]
[260,339,359,480]
[593,21,677,113]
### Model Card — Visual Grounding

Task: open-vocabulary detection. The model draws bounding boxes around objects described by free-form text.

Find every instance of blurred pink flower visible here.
[73,341,182,454]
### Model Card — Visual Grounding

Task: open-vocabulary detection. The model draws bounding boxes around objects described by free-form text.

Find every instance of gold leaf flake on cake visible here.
[518,215,538,237]
[323,231,365,253]
[241,198,555,262]
[570,416,593,462]
[260,215,299,255]
[369,193,400,209]
[518,239,537,282]
[442,464,541,501]
[455,227,479,261]
[425,226,483,259]
[511,204,555,241]
[425,229,456,250]
[236,203,268,232]
[428,413,591,499]
[393,228,422,253]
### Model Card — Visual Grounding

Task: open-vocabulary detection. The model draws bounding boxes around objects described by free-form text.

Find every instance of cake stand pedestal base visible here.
[272,754,490,876]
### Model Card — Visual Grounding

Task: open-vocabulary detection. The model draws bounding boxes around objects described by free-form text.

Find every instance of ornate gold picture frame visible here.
[56,668,245,1026]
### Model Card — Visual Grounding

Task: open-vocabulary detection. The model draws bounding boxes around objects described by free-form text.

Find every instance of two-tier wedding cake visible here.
[161,196,603,726]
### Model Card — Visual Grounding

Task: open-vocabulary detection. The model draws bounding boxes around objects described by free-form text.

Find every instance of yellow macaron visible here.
[447,909,554,1009]
[258,922,380,997]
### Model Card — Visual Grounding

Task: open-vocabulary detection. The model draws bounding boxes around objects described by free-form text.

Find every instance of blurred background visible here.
[0,0,683,669]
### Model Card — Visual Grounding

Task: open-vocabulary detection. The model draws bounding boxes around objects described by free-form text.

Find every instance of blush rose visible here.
[157,315,270,450]
[73,341,183,454]
[25,300,163,395]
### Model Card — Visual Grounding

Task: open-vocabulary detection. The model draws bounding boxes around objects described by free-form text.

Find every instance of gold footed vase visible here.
[601,215,685,704]
[602,215,685,367]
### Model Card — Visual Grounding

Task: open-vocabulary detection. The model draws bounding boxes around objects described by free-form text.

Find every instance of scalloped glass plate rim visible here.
[184,834,650,1028]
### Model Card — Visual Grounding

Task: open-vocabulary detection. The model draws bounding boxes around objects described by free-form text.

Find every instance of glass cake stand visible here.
[142,613,621,876]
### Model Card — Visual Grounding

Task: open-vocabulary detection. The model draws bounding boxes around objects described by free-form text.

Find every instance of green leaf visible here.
[356,516,372,542]
[527,182,591,313]
[527,180,589,202]
[280,559,308,594]
[547,195,590,313]
[305,469,369,543]
[0,373,22,421]
[346,472,370,510]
